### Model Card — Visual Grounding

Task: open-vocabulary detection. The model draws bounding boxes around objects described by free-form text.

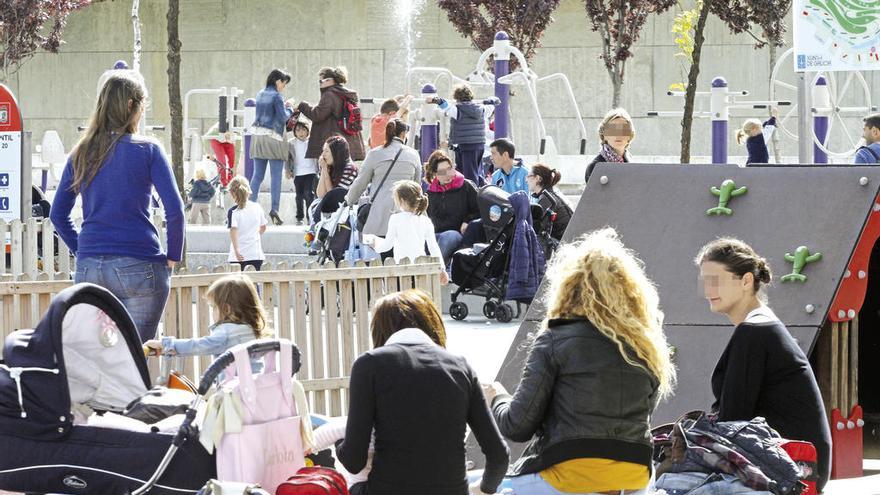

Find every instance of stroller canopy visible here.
[0,283,150,440]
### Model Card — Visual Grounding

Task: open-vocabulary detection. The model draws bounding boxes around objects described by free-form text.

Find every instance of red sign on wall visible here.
[0,84,23,221]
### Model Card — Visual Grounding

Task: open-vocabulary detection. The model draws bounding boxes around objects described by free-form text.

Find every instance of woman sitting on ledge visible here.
[482,228,676,495]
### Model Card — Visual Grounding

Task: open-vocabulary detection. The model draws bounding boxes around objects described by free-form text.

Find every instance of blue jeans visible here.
[436,230,463,264]
[250,158,284,213]
[509,473,647,495]
[75,256,171,343]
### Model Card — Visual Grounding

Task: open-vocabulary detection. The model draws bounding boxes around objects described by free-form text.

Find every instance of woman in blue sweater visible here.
[51,72,185,343]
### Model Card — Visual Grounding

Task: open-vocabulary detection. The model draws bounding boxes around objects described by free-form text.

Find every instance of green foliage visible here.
[669,0,701,91]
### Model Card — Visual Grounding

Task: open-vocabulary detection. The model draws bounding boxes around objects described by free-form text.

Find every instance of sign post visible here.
[0,84,24,222]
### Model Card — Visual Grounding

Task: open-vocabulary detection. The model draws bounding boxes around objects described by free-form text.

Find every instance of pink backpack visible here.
[275,467,349,495]
[215,340,305,494]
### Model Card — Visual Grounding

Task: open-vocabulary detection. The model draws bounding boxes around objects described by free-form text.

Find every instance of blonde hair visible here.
[71,71,146,193]
[544,228,675,399]
[194,168,207,180]
[393,180,428,216]
[598,108,636,145]
[228,175,251,210]
[206,274,269,338]
[736,119,762,145]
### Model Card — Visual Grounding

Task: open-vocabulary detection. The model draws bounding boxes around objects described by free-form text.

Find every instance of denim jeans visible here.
[75,256,171,343]
[250,158,284,213]
[509,473,647,495]
[436,230,464,263]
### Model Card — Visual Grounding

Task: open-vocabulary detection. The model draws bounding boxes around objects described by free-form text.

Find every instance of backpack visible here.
[275,467,349,495]
[335,91,363,136]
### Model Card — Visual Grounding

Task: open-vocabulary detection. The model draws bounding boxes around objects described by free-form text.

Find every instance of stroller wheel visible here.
[450,302,469,321]
[496,303,514,323]
[482,301,498,319]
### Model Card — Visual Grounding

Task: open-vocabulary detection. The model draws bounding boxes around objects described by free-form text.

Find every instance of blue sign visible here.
[0,173,8,188]
[0,197,8,211]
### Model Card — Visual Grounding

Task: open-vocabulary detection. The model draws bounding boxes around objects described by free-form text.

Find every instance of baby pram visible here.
[0,283,215,494]
[448,186,544,323]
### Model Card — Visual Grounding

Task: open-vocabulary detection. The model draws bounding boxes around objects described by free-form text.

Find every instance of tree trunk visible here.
[768,42,783,164]
[166,0,185,265]
[679,0,711,164]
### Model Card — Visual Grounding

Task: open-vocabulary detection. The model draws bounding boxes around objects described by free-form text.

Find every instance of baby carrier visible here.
[0,283,215,494]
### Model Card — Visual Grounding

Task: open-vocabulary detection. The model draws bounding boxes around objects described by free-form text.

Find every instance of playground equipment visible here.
[183,86,254,182]
[484,163,880,479]
[770,47,876,162]
[393,31,587,159]
[647,77,792,164]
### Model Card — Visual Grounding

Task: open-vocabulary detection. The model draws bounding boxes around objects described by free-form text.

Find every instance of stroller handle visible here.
[198,340,302,395]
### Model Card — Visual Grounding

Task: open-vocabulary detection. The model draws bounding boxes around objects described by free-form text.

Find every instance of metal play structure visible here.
[647,77,793,164]
[182,86,255,183]
[362,32,588,165]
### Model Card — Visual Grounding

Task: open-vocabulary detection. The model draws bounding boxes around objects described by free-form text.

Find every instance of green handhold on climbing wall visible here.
[781,246,822,283]
[707,179,748,216]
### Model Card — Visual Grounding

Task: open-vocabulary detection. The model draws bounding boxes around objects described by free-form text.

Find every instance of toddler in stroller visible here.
[449,186,546,323]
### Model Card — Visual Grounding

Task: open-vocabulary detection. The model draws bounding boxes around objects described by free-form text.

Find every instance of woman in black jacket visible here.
[696,238,831,491]
[424,150,480,263]
[482,228,676,495]
[527,163,573,241]
[584,108,635,184]
[337,289,509,495]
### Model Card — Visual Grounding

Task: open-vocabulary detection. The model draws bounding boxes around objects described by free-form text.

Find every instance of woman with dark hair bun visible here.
[250,68,295,225]
[695,238,831,491]
[527,163,573,241]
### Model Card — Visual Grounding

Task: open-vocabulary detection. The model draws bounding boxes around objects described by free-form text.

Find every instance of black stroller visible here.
[0,283,216,494]
[448,186,545,323]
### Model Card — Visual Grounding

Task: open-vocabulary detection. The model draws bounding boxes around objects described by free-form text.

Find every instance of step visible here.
[184,252,315,270]
[185,225,312,255]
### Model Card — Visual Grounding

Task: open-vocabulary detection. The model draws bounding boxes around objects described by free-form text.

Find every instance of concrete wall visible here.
[5,0,880,163]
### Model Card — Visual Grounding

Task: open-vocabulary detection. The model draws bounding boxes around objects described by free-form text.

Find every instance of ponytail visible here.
[392,180,427,215]
[415,196,429,215]
[530,163,561,190]
[384,118,409,148]
[737,119,761,146]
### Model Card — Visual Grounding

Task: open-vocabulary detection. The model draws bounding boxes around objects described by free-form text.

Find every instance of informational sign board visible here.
[793,0,880,72]
[0,84,22,222]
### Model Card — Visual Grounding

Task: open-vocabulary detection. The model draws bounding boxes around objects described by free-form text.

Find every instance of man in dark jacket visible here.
[296,66,366,161]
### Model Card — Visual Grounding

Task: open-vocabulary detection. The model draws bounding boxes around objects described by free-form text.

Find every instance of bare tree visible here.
[166,0,183,195]
[584,0,676,108]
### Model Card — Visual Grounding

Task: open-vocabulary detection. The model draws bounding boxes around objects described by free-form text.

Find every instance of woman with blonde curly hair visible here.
[483,228,675,495]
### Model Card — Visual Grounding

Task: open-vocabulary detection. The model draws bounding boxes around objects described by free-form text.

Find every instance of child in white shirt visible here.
[363,180,449,284]
[226,176,268,271]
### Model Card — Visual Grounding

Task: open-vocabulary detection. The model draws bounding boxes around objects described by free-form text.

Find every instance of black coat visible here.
[492,318,659,477]
[426,179,480,234]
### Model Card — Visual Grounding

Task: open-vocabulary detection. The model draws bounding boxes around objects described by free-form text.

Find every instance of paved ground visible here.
[444,315,521,382]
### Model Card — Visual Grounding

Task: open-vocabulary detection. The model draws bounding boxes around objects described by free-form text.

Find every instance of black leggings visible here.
[294,174,317,221]
[236,260,263,271]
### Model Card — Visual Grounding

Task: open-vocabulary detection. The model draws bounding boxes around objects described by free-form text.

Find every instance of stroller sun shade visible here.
[0,283,150,440]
